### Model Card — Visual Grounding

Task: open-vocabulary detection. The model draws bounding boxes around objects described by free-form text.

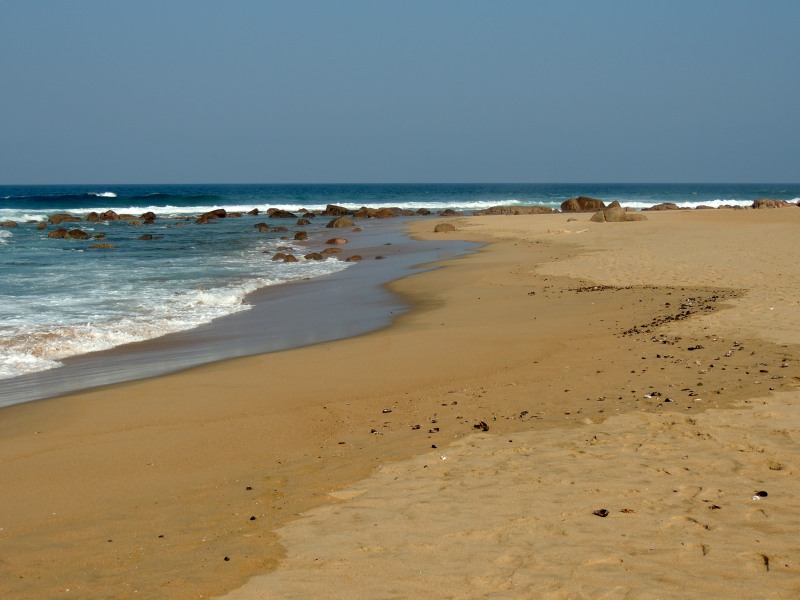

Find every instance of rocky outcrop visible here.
[322,204,354,216]
[642,203,681,211]
[753,198,792,209]
[327,216,355,228]
[560,197,606,212]
[473,206,555,215]
[590,202,647,223]
[434,223,456,233]
[196,208,227,224]
[49,213,81,225]
[48,228,91,239]
[268,209,298,219]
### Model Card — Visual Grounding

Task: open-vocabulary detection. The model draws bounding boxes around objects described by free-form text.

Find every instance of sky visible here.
[0,0,798,184]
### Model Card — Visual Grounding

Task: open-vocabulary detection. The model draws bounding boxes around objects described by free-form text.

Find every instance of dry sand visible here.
[1,208,799,599]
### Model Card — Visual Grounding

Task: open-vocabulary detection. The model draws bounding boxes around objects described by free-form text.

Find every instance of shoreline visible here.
[2,209,800,598]
[0,218,476,407]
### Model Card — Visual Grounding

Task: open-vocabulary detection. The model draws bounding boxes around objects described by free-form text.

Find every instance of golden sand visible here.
[1,208,799,599]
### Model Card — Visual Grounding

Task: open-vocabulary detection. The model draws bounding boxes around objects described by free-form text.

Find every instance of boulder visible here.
[325,238,348,245]
[296,218,312,226]
[327,216,354,228]
[283,254,298,263]
[254,223,270,232]
[37,221,47,230]
[247,208,260,215]
[49,213,81,225]
[304,252,324,261]
[294,231,309,241]
[138,234,154,240]
[321,247,343,255]
[416,208,431,216]
[271,253,287,261]
[753,198,791,209]
[268,209,298,219]
[322,204,353,216]
[643,202,680,211]
[1,220,18,227]
[140,211,157,221]
[374,207,397,218]
[345,255,363,262]
[48,228,69,238]
[560,196,606,212]
[590,206,647,223]
[434,223,456,233]
[439,209,459,216]
[66,229,90,240]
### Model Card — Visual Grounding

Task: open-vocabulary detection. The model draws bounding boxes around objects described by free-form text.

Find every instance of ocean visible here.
[1,182,798,406]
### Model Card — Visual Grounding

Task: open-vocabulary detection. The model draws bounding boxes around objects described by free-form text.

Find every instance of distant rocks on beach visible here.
[560,196,606,212]
[590,201,647,223]
[752,198,794,209]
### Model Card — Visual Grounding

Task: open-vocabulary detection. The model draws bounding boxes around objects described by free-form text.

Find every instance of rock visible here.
[138,234,154,240]
[643,202,680,211]
[374,207,397,218]
[247,208,260,215]
[322,204,353,216]
[325,238,348,245]
[268,209,298,219]
[753,198,791,209]
[473,205,555,215]
[434,223,456,233]
[92,233,106,240]
[590,206,647,223]
[197,208,227,223]
[304,252,324,260]
[321,247,343,255]
[48,228,69,238]
[271,253,287,261]
[296,218,311,226]
[560,196,606,212]
[85,212,102,222]
[1,220,18,227]
[416,208,431,216]
[294,231,309,241]
[345,255,363,262]
[140,211,157,221]
[302,212,316,219]
[48,213,81,225]
[439,209,459,216]
[100,210,121,220]
[327,216,354,228]
[88,243,116,249]
[37,221,47,230]
[254,223,270,232]
[695,205,714,210]
[283,254,298,263]
[273,226,289,232]
[66,229,90,240]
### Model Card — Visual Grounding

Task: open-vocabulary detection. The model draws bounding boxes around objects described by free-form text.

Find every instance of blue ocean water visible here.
[0,183,798,384]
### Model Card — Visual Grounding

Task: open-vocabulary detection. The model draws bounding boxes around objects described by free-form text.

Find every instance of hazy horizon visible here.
[1,1,798,185]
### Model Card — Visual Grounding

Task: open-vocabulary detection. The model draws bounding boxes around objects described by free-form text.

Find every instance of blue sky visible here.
[1,0,797,184]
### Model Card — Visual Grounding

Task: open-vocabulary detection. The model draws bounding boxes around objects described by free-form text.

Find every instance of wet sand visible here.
[1,208,800,599]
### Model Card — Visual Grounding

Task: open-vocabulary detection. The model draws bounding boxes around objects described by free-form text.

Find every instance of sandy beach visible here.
[2,207,800,599]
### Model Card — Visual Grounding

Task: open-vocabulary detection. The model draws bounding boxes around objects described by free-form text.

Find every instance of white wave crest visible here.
[0,230,12,243]
[90,191,118,198]
[0,259,352,380]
